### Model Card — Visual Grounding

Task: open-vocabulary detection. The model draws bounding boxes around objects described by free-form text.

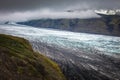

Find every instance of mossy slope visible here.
[0,34,66,80]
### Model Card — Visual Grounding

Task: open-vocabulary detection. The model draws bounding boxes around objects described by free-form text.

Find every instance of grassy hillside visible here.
[0,34,66,80]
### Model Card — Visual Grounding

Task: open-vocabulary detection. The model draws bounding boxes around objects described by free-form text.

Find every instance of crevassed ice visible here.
[0,24,120,54]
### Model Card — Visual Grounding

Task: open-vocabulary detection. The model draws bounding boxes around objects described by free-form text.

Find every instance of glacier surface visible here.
[0,24,120,55]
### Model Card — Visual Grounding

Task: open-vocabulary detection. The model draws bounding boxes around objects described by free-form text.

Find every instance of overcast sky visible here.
[0,0,120,22]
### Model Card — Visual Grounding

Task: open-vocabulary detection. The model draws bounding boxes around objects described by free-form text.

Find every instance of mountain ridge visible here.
[17,16,120,36]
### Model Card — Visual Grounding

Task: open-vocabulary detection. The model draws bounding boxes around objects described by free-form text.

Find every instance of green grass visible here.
[0,34,66,80]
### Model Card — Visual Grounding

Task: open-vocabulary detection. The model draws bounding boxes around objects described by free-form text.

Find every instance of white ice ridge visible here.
[95,9,120,15]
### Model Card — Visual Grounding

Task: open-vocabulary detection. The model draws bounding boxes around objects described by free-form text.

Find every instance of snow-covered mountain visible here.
[0,24,120,80]
[66,9,120,16]
[95,9,120,16]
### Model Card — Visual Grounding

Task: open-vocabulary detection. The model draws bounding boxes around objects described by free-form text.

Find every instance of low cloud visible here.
[0,0,120,12]
[0,0,118,22]
[0,9,99,22]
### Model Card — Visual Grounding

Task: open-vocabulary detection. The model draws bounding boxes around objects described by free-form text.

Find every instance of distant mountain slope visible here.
[0,34,66,80]
[18,16,120,36]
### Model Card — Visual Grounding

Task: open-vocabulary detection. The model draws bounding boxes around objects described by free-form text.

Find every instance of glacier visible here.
[0,24,120,55]
[0,24,120,80]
